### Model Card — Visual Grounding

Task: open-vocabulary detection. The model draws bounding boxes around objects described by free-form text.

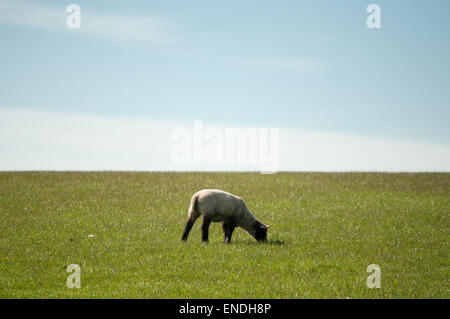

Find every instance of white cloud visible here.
[1,107,450,172]
[0,0,176,45]
[280,128,450,172]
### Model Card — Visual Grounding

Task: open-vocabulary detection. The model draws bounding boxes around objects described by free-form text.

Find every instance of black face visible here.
[253,223,268,242]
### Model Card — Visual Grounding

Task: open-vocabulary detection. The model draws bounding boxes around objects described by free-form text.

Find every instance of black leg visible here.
[201,216,212,242]
[222,222,235,243]
[182,218,194,241]
[226,226,235,243]
[222,222,229,243]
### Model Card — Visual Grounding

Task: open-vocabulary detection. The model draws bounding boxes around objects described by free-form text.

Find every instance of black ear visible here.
[259,223,269,229]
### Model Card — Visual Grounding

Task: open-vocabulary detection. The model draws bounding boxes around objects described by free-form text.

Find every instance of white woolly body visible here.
[188,189,258,231]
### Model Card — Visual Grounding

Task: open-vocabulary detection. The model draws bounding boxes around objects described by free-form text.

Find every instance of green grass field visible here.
[0,172,448,298]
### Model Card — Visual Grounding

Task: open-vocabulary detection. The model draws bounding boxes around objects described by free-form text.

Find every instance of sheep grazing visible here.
[181,189,269,243]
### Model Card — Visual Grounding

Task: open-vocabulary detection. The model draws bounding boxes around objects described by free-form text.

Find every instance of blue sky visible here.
[0,0,449,171]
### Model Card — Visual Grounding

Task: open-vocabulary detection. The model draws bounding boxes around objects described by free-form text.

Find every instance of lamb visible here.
[181,189,269,243]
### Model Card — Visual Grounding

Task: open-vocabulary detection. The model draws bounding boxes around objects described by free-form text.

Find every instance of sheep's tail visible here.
[188,193,200,218]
